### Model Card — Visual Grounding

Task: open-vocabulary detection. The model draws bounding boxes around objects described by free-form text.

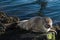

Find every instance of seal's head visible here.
[44,17,53,32]
[44,17,52,28]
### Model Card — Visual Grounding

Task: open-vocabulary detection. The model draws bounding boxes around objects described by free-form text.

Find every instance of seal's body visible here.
[18,16,53,33]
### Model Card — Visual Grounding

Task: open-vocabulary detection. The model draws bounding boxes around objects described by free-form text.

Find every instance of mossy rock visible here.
[47,32,56,40]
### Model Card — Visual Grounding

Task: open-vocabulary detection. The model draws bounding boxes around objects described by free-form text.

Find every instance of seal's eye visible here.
[45,24,50,28]
[47,25,50,28]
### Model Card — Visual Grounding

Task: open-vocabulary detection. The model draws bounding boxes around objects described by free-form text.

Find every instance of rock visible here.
[0,23,6,35]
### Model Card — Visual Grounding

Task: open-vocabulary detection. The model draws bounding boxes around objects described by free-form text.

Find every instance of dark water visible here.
[0,0,60,21]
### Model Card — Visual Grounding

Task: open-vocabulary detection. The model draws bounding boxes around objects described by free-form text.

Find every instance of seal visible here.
[18,16,54,33]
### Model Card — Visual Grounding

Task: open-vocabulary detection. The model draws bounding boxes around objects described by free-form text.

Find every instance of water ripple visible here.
[0,0,60,20]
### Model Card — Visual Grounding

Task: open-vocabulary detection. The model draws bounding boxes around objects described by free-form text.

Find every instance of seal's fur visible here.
[18,16,53,33]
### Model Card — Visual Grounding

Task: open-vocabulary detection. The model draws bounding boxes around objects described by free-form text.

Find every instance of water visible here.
[44,0,60,21]
[0,0,60,21]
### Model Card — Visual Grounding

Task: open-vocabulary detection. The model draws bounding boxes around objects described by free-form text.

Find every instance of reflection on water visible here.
[0,0,60,21]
